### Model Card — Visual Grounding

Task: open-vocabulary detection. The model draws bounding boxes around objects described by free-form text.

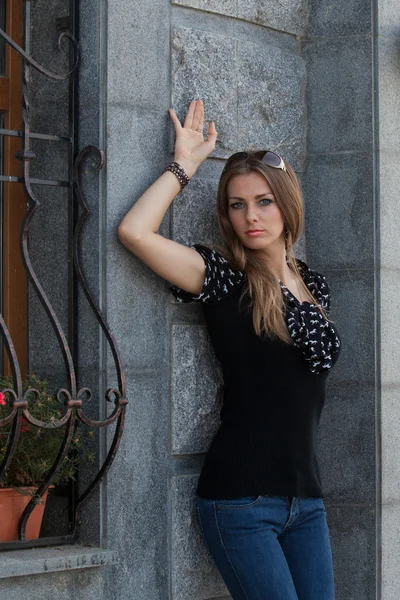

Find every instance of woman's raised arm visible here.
[117,99,217,295]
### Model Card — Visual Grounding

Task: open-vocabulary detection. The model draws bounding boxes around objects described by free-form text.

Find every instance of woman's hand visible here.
[168,99,218,178]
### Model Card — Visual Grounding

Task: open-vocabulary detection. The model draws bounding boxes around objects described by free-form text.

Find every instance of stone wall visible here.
[167,3,307,599]
[377,0,400,598]
[302,2,377,599]
[0,0,386,599]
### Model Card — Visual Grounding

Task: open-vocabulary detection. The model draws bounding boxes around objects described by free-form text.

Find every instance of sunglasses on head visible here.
[223,150,287,173]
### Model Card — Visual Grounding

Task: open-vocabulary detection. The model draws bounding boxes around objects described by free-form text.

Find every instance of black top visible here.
[170,244,342,500]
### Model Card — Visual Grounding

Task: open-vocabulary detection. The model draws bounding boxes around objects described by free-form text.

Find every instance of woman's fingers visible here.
[183,99,196,129]
[191,100,204,134]
[170,101,216,158]
[204,121,217,150]
[168,108,182,132]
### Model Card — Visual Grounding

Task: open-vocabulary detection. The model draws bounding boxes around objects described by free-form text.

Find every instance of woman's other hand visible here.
[168,99,217,178]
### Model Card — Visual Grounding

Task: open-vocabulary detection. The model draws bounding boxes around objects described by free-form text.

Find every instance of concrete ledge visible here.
[0,545,118,579]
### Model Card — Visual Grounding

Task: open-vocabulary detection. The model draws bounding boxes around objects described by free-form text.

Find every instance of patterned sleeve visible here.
[169,244,244,304]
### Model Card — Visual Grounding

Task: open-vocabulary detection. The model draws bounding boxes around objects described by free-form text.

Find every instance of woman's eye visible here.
[229,199,272,209]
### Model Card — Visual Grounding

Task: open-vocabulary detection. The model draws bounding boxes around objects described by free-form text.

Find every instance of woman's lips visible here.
[245,230,264,237]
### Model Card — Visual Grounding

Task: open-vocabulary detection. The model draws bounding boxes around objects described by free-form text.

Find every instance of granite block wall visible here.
[1,0,386,599]
[169,3,307,598]
[302,3,377,599]
[170,22,305,167]
[377,0,400,598]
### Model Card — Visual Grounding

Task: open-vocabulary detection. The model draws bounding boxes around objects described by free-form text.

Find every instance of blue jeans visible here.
[195,494,335,600]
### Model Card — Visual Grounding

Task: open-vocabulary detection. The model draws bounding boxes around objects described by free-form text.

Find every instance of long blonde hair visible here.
[215,152,326,344]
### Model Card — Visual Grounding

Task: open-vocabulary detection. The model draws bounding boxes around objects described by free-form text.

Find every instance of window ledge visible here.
[0,545,118,579]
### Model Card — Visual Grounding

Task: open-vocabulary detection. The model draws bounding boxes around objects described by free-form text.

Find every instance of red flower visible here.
[0,392,6,406]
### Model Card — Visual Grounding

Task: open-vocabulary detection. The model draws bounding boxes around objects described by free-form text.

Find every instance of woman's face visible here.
[226,171,286,251]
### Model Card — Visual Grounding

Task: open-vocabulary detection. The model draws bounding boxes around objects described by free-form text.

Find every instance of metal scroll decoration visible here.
[0,9,127,546]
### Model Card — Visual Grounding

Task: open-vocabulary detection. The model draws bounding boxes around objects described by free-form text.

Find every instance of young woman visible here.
[118,99,341,600]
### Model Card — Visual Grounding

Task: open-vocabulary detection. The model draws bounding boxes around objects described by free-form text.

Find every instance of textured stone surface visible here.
[171,26,237,157]
[237,0,308,35]
[172,0,308,35]
[107,104,170,371]
[105,370,170,600]
[378,2,400,37]
[107,0,170,108]
[302,153,374,270]
[317,268,375,387]
[0,566,108,600]
[317,381,375,504]
[30,0,70,109]
[380,160,400,273]
[107,234,169,371]
[76,0,109,548]
[172,26,306,168]
[172,0,235,15]
[172,2,300,57]
[381,385,400,503]
[380,269,400,387]
[302,3,377,599]
[379,11,400,598]
[381,501,400,600]
[303,36,372,154]
[237,39,306,171]
[172,177,222,246]
[28,182,70,392]
[106,105,170,252]
[27,0,76,400]
[29,139,69,182]
[27,0,72,393]
[171,475,228,600]
[171,325,223,454]
[379,35,400,273]
[307,0,371,36]
[326,503,376,600]
[0,547,118,579]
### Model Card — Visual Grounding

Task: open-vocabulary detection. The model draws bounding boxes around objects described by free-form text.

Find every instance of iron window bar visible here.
[0,1,127,550]
[0,176,70,186]
[0,129,72,143]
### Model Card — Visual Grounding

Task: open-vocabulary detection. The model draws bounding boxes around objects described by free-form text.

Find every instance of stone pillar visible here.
[105,1,308,598]
[377,1,400,598]
[103,0,171,597]
[302,2,377,598]
[169,2,307,598]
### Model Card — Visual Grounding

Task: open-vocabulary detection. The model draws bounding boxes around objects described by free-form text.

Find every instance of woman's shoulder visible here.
[170,243,244,304]
[191,243,242,271]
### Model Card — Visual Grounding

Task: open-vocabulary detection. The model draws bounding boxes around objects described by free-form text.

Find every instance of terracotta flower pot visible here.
[0,487,51,542]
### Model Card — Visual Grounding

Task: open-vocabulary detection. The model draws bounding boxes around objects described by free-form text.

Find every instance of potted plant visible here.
[0,373,95,542]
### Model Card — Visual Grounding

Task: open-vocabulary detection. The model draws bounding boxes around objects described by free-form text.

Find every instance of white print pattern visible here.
[170,244,244,305]
[279,258,341,374]
[170,245,341,374]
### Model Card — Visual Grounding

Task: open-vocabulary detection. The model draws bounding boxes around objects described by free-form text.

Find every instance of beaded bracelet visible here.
[162,161,190,191]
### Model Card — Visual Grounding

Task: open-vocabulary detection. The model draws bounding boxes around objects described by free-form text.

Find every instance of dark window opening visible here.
[0,0,127,551]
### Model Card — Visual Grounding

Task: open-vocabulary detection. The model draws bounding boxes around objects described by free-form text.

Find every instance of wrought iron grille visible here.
[0,1,127,550]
